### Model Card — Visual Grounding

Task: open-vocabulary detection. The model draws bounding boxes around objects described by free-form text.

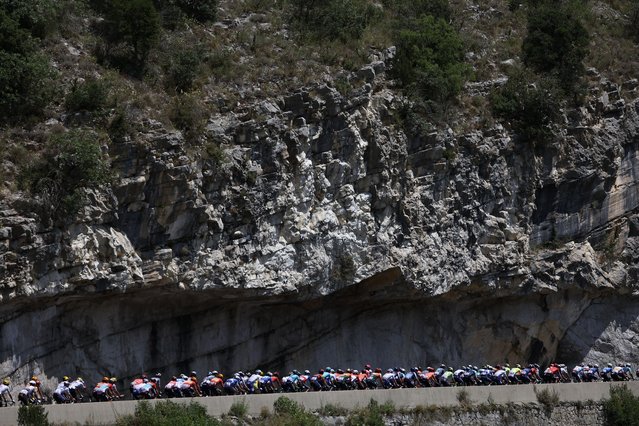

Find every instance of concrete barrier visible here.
[1,382,638,425]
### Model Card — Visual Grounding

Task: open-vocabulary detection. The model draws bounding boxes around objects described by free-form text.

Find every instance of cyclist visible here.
[53,380,72,404]
[18,381,38,405]
[93,377,113,402]
[0,378,15,406]
[69,377,86,402]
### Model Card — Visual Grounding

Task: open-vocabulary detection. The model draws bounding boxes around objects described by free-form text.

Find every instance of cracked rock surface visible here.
[2,61,639,383]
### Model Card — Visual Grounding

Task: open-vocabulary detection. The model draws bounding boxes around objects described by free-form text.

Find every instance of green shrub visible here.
[18,405,50,426]
[175,0,217,23]
[165,47,203,93]
[273,396,304,416]
[97,0,161,75]
[19,130,110,218]
[65,78,110,113]
[108,107,134,143]
[155,1,185,30]
[318,403,349,417]
[269,396,321,426]
[392,15,470,106]
[522,0,589,91]
[604,384,639,426]
[204,142,226,165]
[491,67,561,144]
[116,400,220,426]
[228,401,248,418]
[169,94,206,143]
[384,0,452,22]
[0,0,59,39]
[345,399,386,426]
[0,8,36,54]
[535,386,560,414]
[288,0,382,42]
[0,9,56,123]
[0,51,56,123]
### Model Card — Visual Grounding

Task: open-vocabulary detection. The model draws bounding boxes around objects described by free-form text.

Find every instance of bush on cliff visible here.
[490,67,561,144]
[287,0,382,42]
[19,130,110,218]
[522,0,589,92]
[116,400,220,426]
[603,384,639,426]
[94,0,161,76]
[391,14,470,107]
[0,9,56,123]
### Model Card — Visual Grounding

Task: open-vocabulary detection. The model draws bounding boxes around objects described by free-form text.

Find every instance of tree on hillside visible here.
[99,0,161,75]
[522,0,589,91]
[392,15,469,107]
[0,9,56,123]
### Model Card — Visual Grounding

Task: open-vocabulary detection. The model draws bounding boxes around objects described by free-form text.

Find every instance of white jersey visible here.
[19,385,36,396]
[54,383,70,396]
[0,384,9,395]
[69,380,84,390]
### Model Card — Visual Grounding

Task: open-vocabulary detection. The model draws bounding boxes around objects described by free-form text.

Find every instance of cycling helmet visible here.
[2,378,9,385]
[77,377,83,383]
[516,364,521,368]
[110,377,117,383]
[400,368,406,373]
[375,368,381,373]
[304,370,310,375]
[143,378,149,383]
[336,369,344,374]
[29,380,36,386]
[608,363,613,367]
[448,367,453,372]
[346,368,352,373]
[103,376,109,382]
[31,376,38,381]
[365,364,372,369]
[387,369,393,373]
[63,375,70,381]
[208,371,214,376]
[440,364,446,368]
[293,370,300,375]
[217,374,224,379]
[626,364,631,367]
[594,364,599,368]
[319,369,324,374]
[353,370,359,374]
[155,373,162,377]
[190,371,197,377]
[63,381,70,386]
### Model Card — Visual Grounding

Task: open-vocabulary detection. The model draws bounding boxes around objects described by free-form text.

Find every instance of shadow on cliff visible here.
[2,268,639,384]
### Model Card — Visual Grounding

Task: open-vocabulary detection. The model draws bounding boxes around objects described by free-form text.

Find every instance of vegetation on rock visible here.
[116,400,220,426]
[603,384,639,426]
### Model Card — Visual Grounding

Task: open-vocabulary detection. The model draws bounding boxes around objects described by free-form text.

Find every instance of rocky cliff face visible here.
[1,54,639,383]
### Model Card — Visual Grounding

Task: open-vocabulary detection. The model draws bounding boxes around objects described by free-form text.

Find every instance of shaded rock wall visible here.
[2,59,639,382]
